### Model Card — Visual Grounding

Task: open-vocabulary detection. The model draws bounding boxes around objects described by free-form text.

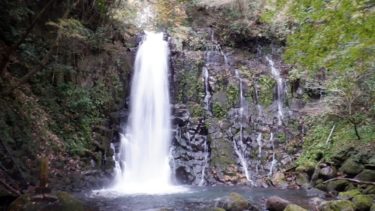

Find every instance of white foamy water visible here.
[266,56,284,126]
[104,32,186,195]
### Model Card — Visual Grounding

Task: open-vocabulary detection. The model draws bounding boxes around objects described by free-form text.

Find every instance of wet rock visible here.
[320,166,337,179]
[284,204,307,211]
[8,191,92,211]
[296,172,310,188]
[326,179,350,192]
[355,169,375,182]
[338,189,361,200]
[265,196,290,211]
[371,204,375,211]
[215,192,258,211]
[319,200,355,211]
[352,194,373,211]
[339,158,364,176]
[271,172,288,188]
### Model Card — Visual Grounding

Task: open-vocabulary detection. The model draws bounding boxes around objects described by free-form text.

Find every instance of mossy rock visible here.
[8,192,89,211]
[355,169,375,182]
[339,158,364,175]
[284,204,308,211]
[55,192,86,211]
[319,200,355,211]
[215,192,257,211]
[326,179,350,192]
[295,162,315,175]
[352,194,373,211]
[370,203,375,211]
[338,189,361,200]
[296,172,310,188]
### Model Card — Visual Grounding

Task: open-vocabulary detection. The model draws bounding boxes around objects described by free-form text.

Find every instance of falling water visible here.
[256,133,262,158]
[266,56,284,126]
[268,132,276,176]
[233,70,251,183]
[203,67,211,112]
[198,140,209,186]
[111,32,179,194]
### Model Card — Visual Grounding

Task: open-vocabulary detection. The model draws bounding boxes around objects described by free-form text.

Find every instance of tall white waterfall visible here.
[266,56,284,126]
[112,32,177,194]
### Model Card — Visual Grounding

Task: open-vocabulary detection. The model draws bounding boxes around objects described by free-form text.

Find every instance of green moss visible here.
[226,85,239,107]
[284,204,308,211]
[338,189,362,200]
[352,194,373,211]
[56,192,86,211]
[211,139,236,168]
[319,200,355,211]
[212,103,226,119]
[258,75,275,107]
[189,103,203,117]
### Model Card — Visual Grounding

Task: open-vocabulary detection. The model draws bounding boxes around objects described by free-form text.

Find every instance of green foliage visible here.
[297,116,375,166]
[227,85,239,107]
[258,75,275,106]
[285,0,374,73]
[176,67,203,104]
[285,0,375,140]
[212,102,226,118]
[189,103,204,117]
[47,18,92,41]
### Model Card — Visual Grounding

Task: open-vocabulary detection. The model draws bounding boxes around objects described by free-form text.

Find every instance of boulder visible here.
[215,192,258,211]
[266,196,290,211]
[8,191,91,211]
[326,179,350,192]
[339,158,364,176]
[272,172,288,188]
[338,189,361,200]
[352,194,373,211]
[320,166,337,179]
[283,204,308,211]
[371,204,375,211]
[355,169,375,182]
[319,200,355,211]
[296,172,310,188]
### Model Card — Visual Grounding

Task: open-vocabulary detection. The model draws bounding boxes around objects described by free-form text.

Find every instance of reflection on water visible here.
[82,186,324,211]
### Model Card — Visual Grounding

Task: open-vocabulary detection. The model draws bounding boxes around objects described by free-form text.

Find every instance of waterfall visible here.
[233,70,252,183]
[268,132,276,176]
[266,56,284,126]
[203,67,211,112]
[256,133,262,158]
[198,140,209,186]
[112,32,179,194]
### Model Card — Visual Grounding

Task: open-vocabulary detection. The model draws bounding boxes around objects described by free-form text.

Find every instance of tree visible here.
[284,0,375,140]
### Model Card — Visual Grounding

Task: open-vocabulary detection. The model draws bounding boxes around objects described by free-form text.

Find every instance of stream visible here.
[82,186,324,211]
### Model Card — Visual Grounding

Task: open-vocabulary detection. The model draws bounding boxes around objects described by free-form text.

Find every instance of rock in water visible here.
[265,196,290,211]
[215,192,259,211]
[319,200,355,211]
[284,204,308,211]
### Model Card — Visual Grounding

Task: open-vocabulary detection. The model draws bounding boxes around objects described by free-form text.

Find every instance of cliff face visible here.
[166,3,306,186]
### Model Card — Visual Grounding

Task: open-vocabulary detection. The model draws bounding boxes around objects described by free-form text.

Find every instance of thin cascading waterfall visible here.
[256,133,262,158]
[112,32,178,194]
[198,140,209,186]
[268,132,277,176]
[266,56,284,126]
[203,67,211,112]
[254,82,263,117]
[233,70,252,183]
